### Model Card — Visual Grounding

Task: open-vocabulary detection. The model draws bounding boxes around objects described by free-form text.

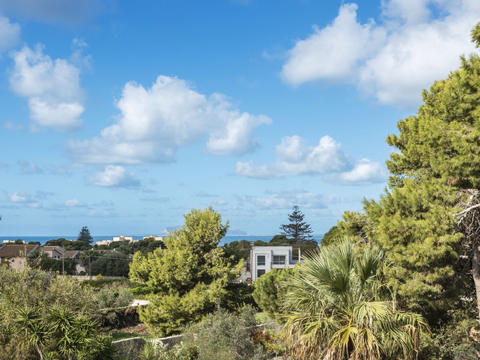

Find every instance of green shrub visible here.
[0,267,114,360]
[157,306,267,360]
[252,268,293,320]
[95,285,134,309]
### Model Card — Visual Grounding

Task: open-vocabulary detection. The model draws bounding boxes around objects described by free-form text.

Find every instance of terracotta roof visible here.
[0,244,39,258]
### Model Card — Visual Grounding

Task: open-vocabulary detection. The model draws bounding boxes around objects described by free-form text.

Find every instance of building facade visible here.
[0,244,39,270]
[250,246,298,281]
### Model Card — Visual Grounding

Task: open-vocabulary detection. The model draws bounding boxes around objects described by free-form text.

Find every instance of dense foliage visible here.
[91,252,131,277]
[78,226,93,245]
[283,241,427,360]
[129,208,242,336]
[0,267,114,360]
[252,268,293,320]
[324,23,480,359]
[144,306,267,360]
[29,252,78,275]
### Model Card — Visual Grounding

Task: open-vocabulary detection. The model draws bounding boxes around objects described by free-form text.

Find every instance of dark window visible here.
[273,255,286,265]
[257,269,266,278]
[257,255,265,266]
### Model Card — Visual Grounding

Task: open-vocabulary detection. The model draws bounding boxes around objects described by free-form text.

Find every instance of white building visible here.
[142,235,164,241]
[250,246,298,281]
[112,236,134,242]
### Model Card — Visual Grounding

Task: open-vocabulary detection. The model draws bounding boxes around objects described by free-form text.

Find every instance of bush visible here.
[95,285,134,309]
[0,267,114,360]
[146,306,267,360]
[252,268,293,320]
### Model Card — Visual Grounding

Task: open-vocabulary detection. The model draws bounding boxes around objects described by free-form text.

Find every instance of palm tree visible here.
[282,240,427,360]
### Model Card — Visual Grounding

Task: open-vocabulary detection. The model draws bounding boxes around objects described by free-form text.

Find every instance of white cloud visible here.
[282,4,385,85]
[69,76,271,164]
[10,45,85,131]
[0,16,20,54]
[240,190,327,210]
[236,135,350,178]
[236,135,386,184]
[281,0,480,107]
[64,198,84,207]
[339,158,387,184]
[90,165,140,188]
[7,192,41,208]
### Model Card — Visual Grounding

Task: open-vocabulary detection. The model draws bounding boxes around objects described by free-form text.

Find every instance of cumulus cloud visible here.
[10,45,85,131]
[281,0,480,107]
[69,75,271,164]
[339,158,387,184]
[0,16,20,54]
[90,165,140,188]
[0,0,103,24]
[236,135,386,184]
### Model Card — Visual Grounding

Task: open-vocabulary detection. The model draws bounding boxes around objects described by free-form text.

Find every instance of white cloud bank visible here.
[90,165,140,188]
[10,45,85,131]
[236,135,386,184]
[70,75,271,164]
[281,0,480,107]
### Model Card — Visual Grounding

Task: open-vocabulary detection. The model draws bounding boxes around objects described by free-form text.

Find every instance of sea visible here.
[0,235,323,246]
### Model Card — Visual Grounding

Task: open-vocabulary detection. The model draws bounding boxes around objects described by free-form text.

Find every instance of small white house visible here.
[250,246,298,281]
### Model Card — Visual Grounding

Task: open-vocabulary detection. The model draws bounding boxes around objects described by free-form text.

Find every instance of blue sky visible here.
[0,0,479,236]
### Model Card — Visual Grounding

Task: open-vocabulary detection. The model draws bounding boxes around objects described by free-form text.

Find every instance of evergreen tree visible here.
[280,206,313,243]
[129,208,242,336]
[77,226,93,245]
[382,23,480,320]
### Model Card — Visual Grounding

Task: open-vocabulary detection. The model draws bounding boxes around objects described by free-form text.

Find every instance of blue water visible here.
[0,235,322,245]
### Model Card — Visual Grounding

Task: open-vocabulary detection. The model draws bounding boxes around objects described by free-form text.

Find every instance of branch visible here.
[456,203,480,218]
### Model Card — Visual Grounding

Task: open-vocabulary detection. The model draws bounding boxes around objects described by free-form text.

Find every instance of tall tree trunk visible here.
[472,243,480,320]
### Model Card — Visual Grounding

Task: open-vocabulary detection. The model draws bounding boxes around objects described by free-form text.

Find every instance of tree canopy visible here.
[129,207,242,336]
[77,226,93,245]
[280,206,313,243]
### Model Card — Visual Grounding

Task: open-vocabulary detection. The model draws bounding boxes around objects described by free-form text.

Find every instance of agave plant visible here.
[282,240,427,360]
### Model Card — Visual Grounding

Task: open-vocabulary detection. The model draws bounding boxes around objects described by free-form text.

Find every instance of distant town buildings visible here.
[96,235,163,246]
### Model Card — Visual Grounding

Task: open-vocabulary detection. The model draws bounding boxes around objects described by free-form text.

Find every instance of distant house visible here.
[40,246,66,259]
[143,235,163,241]
[250,246,298,281]
[38,246,85,274]
[113,236,134,242]
[0,244,39,270]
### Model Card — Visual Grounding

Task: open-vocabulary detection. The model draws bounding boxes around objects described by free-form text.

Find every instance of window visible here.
[257,269,266,278]
[273,255,286,265]
[257,255,265,266]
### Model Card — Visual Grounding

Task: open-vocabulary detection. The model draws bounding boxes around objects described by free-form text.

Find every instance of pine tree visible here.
[280,206,313,243]
[77,226,93,245]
